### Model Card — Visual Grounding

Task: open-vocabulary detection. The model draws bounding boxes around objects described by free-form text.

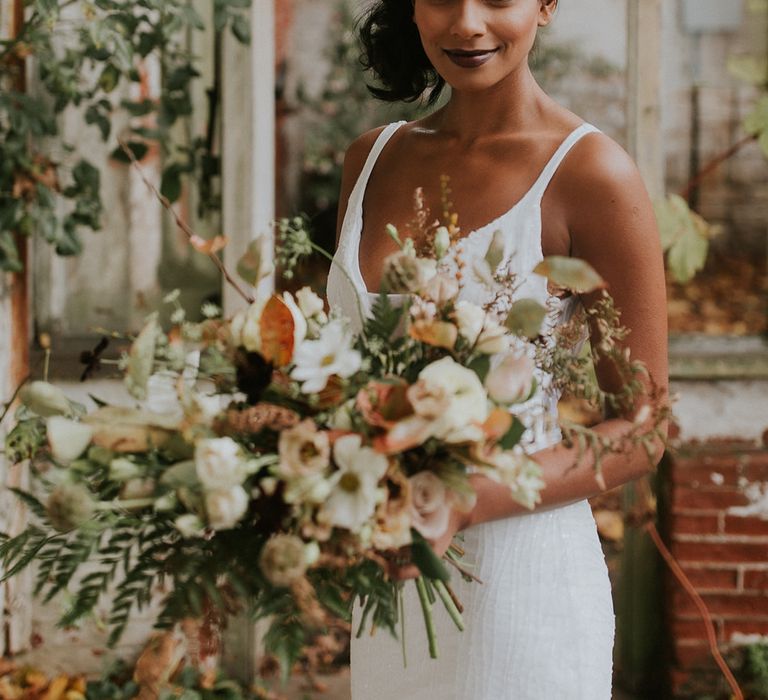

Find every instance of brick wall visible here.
[665,441,768,695]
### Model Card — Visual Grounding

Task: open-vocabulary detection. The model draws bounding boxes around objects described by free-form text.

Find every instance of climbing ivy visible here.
[0,0,251,272]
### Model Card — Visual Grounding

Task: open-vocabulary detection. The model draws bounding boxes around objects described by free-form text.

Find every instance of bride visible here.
[326,0,668,698]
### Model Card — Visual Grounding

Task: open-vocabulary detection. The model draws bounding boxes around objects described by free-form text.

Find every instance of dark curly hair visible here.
[357,0,445,105]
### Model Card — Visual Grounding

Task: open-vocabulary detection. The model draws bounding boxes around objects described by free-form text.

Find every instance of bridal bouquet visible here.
[0,193,665,675]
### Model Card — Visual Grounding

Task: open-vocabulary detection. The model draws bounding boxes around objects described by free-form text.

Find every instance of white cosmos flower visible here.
[320,434,388,532]
[418,356,489,443]
[290,320,362,394]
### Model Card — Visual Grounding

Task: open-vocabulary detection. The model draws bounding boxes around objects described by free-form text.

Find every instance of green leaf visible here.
[505,298,547,339]
[98,64,121,93]
[410,530,449,582]
[533,256,605,294]
[236,238,268,286]
[0,232,22,273]
[728,55,768,86]
[654,194,718,283]
[160,163,183,203]
[110,141,149,164]
[121,99,155,117]
[499,417,526,450]
[467,354,491,382]
[231,14,251,44]
[744,95,768,137]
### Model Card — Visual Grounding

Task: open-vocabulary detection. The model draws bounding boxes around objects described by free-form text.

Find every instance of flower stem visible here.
[434,579,464,632]
[398,583,407,668]
[96,497,155,511]
[415,576,437,659]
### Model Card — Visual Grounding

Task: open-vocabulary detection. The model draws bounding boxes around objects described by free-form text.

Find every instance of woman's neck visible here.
[430,64,552,143]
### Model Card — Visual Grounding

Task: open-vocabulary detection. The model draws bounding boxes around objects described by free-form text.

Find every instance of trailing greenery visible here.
[0,0,251,272]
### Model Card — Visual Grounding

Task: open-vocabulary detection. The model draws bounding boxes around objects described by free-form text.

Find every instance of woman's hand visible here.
[386,504,471,581]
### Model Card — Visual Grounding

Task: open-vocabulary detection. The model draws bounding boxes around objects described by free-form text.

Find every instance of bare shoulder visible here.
[555,130,659,253]
[564,130,647,204]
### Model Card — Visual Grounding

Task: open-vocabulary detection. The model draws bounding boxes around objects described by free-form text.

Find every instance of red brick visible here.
[671,617,723,642]
[671,539,768,564]
[672,488,750,512]
[722,619,768,639]
[724,515,768,537]
[671,591,768,617]
[671,450,768,483]
[673,640,711,668]
[744,570,768,591]
[679,567,738,591]
[671,513,721,535]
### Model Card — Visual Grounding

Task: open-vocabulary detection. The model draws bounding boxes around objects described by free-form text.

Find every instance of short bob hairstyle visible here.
[358,0,445,105]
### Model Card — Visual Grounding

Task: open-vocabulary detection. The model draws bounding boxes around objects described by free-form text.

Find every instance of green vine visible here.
[0,0,252,272]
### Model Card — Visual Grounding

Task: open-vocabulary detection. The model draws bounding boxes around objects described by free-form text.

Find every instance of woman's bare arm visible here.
[463,133,669,530]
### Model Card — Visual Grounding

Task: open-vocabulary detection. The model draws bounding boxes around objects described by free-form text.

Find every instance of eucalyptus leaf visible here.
[533,256,605,294]
[124,313,159,400]
[505,298,547,339]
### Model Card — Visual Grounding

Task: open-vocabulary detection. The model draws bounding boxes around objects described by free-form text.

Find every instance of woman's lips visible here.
[443,48,499,68]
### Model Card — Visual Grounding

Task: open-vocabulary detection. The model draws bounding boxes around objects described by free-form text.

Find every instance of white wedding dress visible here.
[326,121,615,699]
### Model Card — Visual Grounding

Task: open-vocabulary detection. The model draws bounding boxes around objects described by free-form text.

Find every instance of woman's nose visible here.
[450,1,486,39]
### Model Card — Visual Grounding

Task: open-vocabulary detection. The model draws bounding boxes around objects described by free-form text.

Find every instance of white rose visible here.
[195,437,248,490]
[109,457,141,482]
[453,301,486,345]
[296,287,325,319]
[205,486,249,530]
[418,357,489,443]
[485,353,536,404]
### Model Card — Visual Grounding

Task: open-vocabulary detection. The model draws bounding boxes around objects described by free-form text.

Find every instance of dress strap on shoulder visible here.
[349,121,407,211]
[528,123,601,202]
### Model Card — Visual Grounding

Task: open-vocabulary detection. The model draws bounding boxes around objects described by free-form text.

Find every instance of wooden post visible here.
[626,0,664,199]
[221,0,275,316]
[0,0,32,657]
[619,1,665,694]
[219,0,276,683]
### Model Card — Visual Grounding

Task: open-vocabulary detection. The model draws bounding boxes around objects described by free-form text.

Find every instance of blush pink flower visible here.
[409,471,451,540]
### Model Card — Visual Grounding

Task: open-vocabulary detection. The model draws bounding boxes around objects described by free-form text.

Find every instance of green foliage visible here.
[0,0,252,272]
[654,194,719,283]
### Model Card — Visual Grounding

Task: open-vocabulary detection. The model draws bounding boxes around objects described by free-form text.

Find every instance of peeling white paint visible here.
[728,481,768,520]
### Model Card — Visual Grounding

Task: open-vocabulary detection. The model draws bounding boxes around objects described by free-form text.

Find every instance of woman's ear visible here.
[538,0,558,27]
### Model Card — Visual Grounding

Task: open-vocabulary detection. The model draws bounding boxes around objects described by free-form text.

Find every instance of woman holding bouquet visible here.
[327,0,668,697]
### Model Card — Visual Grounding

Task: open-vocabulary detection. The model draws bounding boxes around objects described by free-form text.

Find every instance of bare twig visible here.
[645,522,744,700]
[117,138,254,305]
[0,374,30,426]
[680,133,757,202]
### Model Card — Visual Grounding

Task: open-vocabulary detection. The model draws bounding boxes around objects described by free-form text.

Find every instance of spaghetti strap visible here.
[527,123,601,203]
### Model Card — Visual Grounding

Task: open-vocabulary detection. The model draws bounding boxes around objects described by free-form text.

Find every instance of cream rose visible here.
[485,353,536,404]
[418,356,489,443]
[195,437,248,490]
[205,485,249,530]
